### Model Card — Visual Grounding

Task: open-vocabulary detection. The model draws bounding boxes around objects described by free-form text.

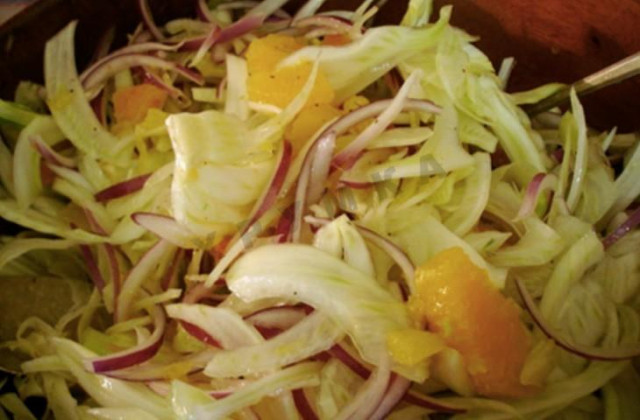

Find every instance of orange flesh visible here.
[246,34,334,108]
[112,83,168,125]
[409,247,535,399]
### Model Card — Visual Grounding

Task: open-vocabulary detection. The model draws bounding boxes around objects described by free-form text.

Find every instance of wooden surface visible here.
[1,0,639,130]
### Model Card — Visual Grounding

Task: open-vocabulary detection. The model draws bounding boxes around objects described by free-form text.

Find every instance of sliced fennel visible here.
[226,243,426,381]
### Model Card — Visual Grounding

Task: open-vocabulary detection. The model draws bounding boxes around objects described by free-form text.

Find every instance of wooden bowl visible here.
[1,0,639,131]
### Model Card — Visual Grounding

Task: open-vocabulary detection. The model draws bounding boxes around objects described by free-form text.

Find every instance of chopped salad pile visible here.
[0,0,639,418]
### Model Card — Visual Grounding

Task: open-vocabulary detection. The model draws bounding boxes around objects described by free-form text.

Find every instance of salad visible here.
[1,0,639,418]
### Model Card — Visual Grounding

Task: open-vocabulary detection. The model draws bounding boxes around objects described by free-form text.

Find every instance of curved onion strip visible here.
[244,141,292,231]
[514,172,557,221]
[131,212,200,249]
[516,278,640,360]
[84,209,122,310]
[369,374,411,419]
[292,131,336,242]
[333,71,431,169]
[161,249,184,291]
[244,306,309,330]
[180,14,265,52]
[179,283,224,347]
[116,240,177,321]
[190,26,221,67]
[305,216,415,294]
[602,206,640,249]
[335,357,391,420]
[80,41,184,85]
[142,69,191,108]
[80,245,105,292]
[85,304,166,373]
[328,344,370,379]
[290,98,440,242]
[196,0,215,22]
[293,389,319,420]
[205,203,285,287]
[137,0,165,40]
[95,174,151,202]
[292,15,352,32]
[82,53,204,93]
[181,321,223,348]
[31,137,76,168]
[103,349,215,381]
[402,390,465,414]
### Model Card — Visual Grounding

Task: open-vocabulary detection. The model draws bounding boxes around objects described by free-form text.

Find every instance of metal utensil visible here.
[525,51,640,116]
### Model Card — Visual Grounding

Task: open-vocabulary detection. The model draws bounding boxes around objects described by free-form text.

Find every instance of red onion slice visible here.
[80,245,106,292]
[515,173,556,221]
[84,209,122,312]
[180,13,265,52]
[245,306,309,330]
[328,344,371,379]
[333,71,435,170]
[116,240,176,321]
[137,0,165,40]
[95,174,151,203]
[305,216,415,295]
[80,41,183,84]
[244,141,292,231]
[196,0,214,22]
[402,390,465,414]
[104,349,215,381]
[292,131,336,242]
[132,212,199,249]
[31,136,76,168]
[516,278,640,360]
[369,374,411,419]
[290,98,440,242]
[161,249,184,291]
[82,53,204,93]
[85,304,166,373]
[336,357,391,420]
[292,15,353,32]
[602,206,640,249]
[293,389,320,420]
[142,69,191,108]
[181,321,223,348]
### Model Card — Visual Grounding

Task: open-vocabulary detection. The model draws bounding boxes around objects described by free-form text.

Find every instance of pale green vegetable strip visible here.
[226,243,425,381]
[204,311,343,377]
[45,21,125,164]
[281,8,450,102]
[566,90,588,212]
[166,303,263,348]
[0,200,107,243]
[540,229,604,321]
[0,98,39,126]
[444,153,491,236]
[224,54,250,120]
[13,116,65,209]
[116,240,177,320]
[172,362,321,419]
[43,374,80,420]
[0,393,36,420]
[0,238,77,269]
[488,217,564,267]
[53,338,172,419]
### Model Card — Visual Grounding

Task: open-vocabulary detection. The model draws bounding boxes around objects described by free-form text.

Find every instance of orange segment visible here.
[246,34,335,108]
[113,83,168,125]
[285,103,342,155]
[409,247,536,399]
